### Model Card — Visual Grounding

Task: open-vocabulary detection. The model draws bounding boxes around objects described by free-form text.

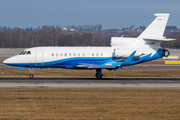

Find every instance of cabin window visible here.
[52,53,54,56]
[56,53,58,57]
[92,53,94,57]
[96,53,99,57]
[60,53,63,57]
[73,53,76,57]
[83,53,85,57]
[88,53,90,56]
[78,53,80,57]
[65,53,67,57]
[69,53,71,57]
[101,53,103,57]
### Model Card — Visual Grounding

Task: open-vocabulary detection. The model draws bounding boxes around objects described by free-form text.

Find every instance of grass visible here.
[0,60,3,64]
[0,88,180,119]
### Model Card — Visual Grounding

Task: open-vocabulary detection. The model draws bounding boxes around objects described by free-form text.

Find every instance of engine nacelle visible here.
[114,48,142,58]
[162,49,170,57]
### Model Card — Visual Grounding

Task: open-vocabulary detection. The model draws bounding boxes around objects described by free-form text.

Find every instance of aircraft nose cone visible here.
[3,56,17,65]
[3,58,11,64]
[3,59,6,64]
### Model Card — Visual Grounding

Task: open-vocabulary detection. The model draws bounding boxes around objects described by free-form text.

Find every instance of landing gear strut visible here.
[29,67,34,79]
[95,69,102,79]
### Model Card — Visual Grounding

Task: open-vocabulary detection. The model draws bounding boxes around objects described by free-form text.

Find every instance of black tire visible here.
[29,74,34,79]
[95,73,102,79]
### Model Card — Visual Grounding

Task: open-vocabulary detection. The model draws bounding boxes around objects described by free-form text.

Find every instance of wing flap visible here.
[76,64,117,69]
[88,65,117,69]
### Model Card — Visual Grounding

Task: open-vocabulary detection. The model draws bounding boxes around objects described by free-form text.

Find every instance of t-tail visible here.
[138,13,169,39]
[138,13,175,49]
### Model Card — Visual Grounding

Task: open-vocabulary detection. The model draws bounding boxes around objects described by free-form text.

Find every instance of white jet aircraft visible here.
[3,13,175,79]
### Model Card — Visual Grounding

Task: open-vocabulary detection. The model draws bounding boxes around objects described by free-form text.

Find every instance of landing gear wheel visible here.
[29,74,34,79]
[29,67,35,79]
[95,73,102,79]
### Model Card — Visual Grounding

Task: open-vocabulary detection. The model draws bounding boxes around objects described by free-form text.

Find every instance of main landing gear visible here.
[29,67,34,79]
[95,69,103,79]
[29,74,34,79]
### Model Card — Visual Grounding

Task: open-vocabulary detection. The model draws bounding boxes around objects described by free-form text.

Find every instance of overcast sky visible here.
[0,0,180,29]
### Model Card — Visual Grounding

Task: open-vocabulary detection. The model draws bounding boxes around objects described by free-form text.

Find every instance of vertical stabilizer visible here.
[138,13,169,38]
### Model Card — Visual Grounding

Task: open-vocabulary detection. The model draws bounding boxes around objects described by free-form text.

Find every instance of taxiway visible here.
[0,78,180,88]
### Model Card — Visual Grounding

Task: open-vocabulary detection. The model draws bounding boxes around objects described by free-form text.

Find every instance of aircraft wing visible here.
[75,63,117,69]
[121,51,136,66]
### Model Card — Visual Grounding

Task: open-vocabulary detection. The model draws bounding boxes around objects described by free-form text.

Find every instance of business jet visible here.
[3,13,175,79]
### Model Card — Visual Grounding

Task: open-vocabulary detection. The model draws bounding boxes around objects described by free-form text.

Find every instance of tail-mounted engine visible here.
[162,49,170,57]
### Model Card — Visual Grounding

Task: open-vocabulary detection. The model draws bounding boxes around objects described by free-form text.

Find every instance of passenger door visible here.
[35,50,43,66]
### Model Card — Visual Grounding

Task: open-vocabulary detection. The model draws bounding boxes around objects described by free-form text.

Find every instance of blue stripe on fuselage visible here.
[6,57,117,68]
[44,57,112,67]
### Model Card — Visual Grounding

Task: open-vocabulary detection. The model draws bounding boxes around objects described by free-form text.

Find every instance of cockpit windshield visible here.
[19,51,24,55]
[19,51,31,55]
[22,51,27,55]
[27,51,31,55]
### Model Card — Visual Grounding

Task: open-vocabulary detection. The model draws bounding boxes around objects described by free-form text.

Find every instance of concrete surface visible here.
[0,78,180,87]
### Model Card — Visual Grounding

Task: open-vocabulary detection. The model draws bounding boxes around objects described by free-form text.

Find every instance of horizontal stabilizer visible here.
[143,37,176,41]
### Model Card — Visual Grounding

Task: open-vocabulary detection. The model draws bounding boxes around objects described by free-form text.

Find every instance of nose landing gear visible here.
[95,69,102,79]
[29,74,34,79]
[29,67,34,79]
